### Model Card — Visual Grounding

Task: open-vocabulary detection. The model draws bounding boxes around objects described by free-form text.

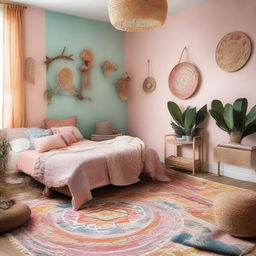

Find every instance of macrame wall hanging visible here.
[57,67,73,90]
[44,47,92,104]
[168,47,200,100]
[79,49,94,89]
[115,72,130,102]
[101,60,118,78]
[25,57,35,84]
[143,59,156,93]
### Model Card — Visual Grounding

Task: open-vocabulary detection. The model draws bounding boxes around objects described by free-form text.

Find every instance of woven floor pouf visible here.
[0,202,31,233]
[213,191,256,237]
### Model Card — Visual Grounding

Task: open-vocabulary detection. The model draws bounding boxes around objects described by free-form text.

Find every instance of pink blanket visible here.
[32,136,169,210]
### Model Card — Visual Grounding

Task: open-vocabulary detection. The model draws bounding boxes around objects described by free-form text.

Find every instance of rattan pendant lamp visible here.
[108,0,168,32]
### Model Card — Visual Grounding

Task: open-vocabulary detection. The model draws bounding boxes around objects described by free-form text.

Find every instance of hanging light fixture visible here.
[108,0,168,32]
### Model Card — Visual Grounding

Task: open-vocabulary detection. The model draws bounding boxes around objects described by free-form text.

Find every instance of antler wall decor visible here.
[45,47,74,70]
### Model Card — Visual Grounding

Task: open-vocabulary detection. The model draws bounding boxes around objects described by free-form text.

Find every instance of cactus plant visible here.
[209,98,256,143]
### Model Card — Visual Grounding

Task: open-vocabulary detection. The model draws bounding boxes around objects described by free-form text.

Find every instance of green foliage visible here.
[168,102,208,136]
[0,136,9,171]
[209,98,256,139]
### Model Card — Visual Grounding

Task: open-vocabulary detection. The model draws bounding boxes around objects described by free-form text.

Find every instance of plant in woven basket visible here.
[167,101,208,139]
[209,98,256,143]
[0,136,9,172]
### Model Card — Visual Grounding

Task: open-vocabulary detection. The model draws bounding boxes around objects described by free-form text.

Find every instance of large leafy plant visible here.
[209,98,256,142]
[167,101,208,137]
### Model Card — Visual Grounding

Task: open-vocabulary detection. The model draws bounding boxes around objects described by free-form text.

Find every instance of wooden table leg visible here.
[217,162,220,176]
[192,141,196,176]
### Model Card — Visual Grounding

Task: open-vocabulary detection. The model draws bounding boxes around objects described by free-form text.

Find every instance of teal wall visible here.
[45,11,127,138]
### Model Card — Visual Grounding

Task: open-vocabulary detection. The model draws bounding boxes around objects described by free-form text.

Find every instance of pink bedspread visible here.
[18,136,169,210]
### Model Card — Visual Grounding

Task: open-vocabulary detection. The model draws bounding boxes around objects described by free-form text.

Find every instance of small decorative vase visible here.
[229,131,243,144]
[185,135,192,142]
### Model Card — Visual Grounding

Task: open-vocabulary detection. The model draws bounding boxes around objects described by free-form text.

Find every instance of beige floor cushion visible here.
[0,202,31,233]
[214,191,256,237]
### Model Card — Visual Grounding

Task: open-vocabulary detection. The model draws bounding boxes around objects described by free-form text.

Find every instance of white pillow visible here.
[72,126,84,140]
[10,138,30,153]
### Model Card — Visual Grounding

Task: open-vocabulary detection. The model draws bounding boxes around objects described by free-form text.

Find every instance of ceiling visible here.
[10,0,209,22]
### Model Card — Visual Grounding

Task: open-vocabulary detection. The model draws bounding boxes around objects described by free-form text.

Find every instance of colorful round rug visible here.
[11,198,183,256]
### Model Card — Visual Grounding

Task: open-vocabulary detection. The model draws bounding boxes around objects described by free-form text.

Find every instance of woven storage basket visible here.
[109,0,168,32]
[96,121,113,135]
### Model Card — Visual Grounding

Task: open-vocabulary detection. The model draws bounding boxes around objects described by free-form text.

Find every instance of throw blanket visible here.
[34,136,169,210]
[171,214,255,256]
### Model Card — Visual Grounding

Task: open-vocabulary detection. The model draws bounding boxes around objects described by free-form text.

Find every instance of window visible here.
[0,5,3,128]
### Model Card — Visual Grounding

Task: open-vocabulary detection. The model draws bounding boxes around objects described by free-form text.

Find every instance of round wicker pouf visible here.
[0,202,31,233]
[213,191,256,237]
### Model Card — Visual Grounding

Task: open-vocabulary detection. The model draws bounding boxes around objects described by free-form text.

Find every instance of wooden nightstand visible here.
[91,133,122,141]
[164,134,203,175]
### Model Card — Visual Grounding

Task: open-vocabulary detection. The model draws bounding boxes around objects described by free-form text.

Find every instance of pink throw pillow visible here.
[34,134,66,153]
[44,116,77,129]
[60,131,77,145]
[51,126,83,140]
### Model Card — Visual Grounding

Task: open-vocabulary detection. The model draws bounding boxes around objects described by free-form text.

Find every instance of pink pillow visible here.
[60,131,77,145]
[34,134,66,153]
[44,116,77,129]
[51,126,83,140]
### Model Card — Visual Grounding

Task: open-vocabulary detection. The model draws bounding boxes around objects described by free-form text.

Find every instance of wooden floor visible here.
[0,170,255,256]
[169,169,256,191]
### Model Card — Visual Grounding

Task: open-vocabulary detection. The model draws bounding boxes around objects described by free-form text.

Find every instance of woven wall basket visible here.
[216,31,252,72]
[116,79,128,101]
[168,62,200,99]
[108,0,168,32]
[57,67,73,90]
[143,77,156,93]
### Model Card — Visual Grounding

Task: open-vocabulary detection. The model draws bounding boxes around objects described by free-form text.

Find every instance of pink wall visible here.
[24,8,46,127]
[125,0,256,164]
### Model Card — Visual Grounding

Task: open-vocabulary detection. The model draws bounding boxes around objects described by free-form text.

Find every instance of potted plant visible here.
[0,136,9,172]
[167,101,208,141]
[209,98,256,143]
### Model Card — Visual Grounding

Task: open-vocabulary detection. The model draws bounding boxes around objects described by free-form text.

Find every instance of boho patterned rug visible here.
[5,172,255,256]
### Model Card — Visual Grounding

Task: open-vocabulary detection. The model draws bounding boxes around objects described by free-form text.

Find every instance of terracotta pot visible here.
[229,131,243,143]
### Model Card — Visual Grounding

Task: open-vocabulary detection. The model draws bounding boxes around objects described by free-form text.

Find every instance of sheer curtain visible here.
[3,3,26,128]
[0,5,3,128]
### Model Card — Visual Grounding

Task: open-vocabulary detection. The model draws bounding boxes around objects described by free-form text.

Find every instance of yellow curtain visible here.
[3,4,26,128]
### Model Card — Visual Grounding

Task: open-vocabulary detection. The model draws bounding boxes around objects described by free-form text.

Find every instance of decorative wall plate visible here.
[216,31,252,72]
[143,77,156,93]
[57,67,73,90]
[168,62,200,99]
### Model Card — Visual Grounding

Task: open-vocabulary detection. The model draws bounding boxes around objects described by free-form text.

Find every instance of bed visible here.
[15,136,169,210]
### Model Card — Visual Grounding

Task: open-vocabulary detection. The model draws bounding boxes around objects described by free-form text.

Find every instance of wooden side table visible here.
[214,146,256,176]
[164,134,203,175]
[91,133,122,141]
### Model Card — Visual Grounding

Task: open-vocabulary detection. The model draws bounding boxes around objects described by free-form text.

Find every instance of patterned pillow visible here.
[26,129,53,149]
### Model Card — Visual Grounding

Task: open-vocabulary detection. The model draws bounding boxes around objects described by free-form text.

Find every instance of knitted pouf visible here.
[213,191,256,237]
[0,202,31,233]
